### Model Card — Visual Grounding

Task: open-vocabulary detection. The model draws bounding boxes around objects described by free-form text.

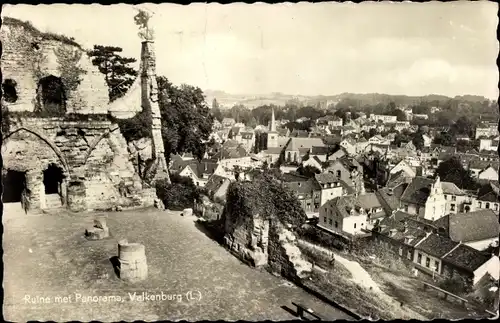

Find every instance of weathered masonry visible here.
[1,17,167,213]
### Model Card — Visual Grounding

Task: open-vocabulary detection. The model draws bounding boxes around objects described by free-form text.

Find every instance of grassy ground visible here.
[349,242,490,319]
[297,234,490,320]
[2,208,353,321]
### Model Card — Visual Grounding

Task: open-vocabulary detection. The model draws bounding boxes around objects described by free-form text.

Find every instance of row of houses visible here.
[314,173,499,289]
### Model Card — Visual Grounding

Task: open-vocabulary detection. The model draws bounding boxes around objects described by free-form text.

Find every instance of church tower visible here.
[424,176,447,221]
[267,107,278,149]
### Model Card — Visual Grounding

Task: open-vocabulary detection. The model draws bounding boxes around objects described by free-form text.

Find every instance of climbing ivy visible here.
[54,45,87,94]
[224,171,307,228]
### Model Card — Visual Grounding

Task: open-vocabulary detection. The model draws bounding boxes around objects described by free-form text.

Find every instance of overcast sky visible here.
[2,2,499,99]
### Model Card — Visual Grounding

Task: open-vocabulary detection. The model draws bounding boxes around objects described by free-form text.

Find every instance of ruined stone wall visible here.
[267,220,312,282]
[1,23,109,114]
[3,118,153,211]
[223,211,269,267]
[222,209,311,279]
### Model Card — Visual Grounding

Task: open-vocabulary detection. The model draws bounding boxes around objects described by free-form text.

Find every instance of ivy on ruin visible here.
[224,172,308,228]
[54,45,87,95]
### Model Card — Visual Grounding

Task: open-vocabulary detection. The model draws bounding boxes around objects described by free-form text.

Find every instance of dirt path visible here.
[298,239,381,292]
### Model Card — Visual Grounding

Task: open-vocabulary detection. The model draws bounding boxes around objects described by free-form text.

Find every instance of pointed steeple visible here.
[270,107,276,132]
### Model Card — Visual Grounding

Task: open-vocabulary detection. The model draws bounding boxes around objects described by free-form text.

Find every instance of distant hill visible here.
[204,90,492,110]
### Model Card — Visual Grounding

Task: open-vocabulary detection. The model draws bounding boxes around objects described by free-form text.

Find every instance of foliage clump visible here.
[155,173,202,211]
[224,171,307,228]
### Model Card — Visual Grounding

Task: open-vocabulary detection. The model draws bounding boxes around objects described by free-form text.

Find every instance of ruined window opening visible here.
[36,75,67,115]
[43,164,65,195]
[2,79,19,103]
[31,42,40,50]
[2,169,26,203]
[56,130,66,137]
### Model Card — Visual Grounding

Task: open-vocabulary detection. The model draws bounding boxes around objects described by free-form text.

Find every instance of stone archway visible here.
[2,127,70,212]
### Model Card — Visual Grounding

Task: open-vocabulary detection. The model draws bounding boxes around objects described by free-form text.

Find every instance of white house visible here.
[369,114,397,123]
[422,134,432,148]
[314,173,344,207]
[479,136,499,152]
[478,166,499,181]
[318,196,368,236]
[339,139,357,156]
[390,160,416,177]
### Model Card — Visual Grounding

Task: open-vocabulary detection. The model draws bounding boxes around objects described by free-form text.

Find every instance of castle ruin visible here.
[1,17,168,213]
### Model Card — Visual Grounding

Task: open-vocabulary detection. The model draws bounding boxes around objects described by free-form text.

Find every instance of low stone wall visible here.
[268,221,312,282]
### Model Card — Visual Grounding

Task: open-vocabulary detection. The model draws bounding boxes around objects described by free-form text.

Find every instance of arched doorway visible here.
[36,75,67,115]
[2,169,26,202]
[2,169,28,215]
[42,163,66,209]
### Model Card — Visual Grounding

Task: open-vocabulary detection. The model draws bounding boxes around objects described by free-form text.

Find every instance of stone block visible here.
[85,226,110,240]
[182,208,193,217]
[118,240,148,282]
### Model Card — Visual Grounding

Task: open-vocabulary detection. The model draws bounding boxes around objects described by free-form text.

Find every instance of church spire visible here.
[270,107,276,132]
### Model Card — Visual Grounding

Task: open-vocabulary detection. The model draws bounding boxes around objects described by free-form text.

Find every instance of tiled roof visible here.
[311,146,330,155]
[314,172,339,185]
[285,137,325,151]
[240,132,254,139]
[357,193,382,209]
[442,244,493,273]
[282,172,310,183]
[284,179,316,196]
[204,174,230,195]
[376,188,402,214]
[290,129,310,138]
[441,182,465,196]
[469,160,499,170]
[477,191,498,203]
[415,233,460,258]
[400,177,435,206]
[433,210,500,243]
[264,147,283,154]
[188,160,219,179]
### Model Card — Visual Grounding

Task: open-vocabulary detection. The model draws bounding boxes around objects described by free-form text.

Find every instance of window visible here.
[426,257,430,268]
[417,253,422,264]
[336,170,341,177]
[404,205,409,212]
[329,218,332,226]
[444,195,448,200]
[324,217,327,223]
[486,203,490,209]
[479,202,482,208]
[354,223,357,229]
[495,204,499,211]
[434,261,439,272]
[450,204,455,211]
[2,79,18,103]
[451,195,456,201]
[335,221,338,228]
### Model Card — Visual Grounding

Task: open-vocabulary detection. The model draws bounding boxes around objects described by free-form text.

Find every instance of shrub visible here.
[438,276,472,295]
[155,175,201,211]
[113,110,151,143]
[224,172,307,228]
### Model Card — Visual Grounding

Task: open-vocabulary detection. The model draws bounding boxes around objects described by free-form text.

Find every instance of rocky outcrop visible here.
[268,221,312,282]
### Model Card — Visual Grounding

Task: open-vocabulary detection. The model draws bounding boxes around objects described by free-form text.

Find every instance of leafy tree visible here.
[434,131,456,146]
[87,45,138,102]
[435,157,477,189]
[411,132,425,150]
[155,174,202,210]
[211,106,223,122]
[296,164,321,178]
[369,128,378,138]
[157,76,214,161]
